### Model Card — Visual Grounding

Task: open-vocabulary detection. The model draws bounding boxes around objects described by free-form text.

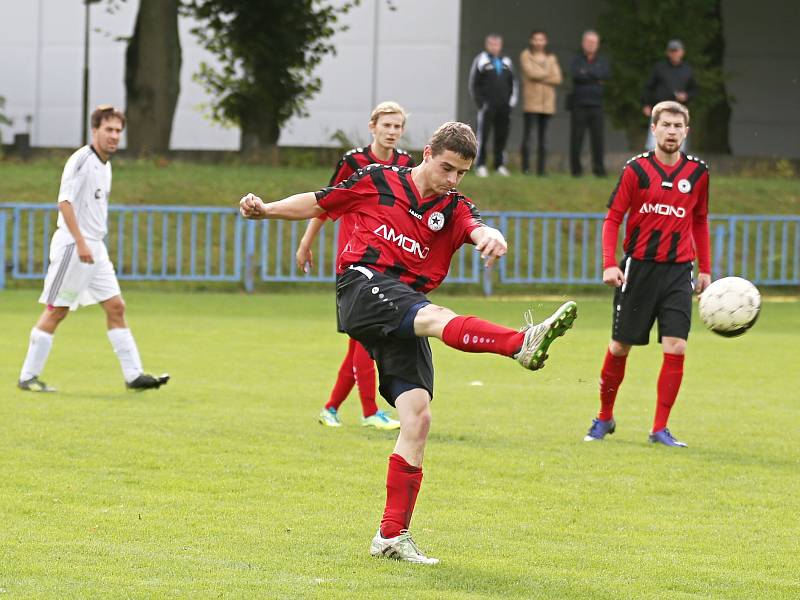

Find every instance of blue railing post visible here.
[244,219,256,293]
[0,211,6,290]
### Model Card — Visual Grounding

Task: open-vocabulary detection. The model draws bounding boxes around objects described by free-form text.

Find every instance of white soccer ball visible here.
[698,276,761,337]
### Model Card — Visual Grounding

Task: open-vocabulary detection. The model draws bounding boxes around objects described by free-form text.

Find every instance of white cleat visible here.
[514,301,578,371]
[475,165,489,178]
[370,530,439,565]
[496,165,511,176]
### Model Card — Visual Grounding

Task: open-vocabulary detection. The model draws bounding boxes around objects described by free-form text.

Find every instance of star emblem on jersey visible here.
[677,179,692,193]
[427,212,444,231]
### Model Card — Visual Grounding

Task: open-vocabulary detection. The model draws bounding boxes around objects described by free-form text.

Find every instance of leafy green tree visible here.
[598,0,731,153]
[184,0,356,154]
[0,95,12,155]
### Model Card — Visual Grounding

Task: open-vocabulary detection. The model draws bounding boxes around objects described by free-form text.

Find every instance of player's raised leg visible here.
[370,384,438,565]
[17,306,68,392]
[101,295,168,391]
[413,301,577,371]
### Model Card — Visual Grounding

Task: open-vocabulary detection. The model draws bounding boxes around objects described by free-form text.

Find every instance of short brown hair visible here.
[428,122,477,161]
[91,104,126,130]
[370,101,407,126]
[651,100,690,126]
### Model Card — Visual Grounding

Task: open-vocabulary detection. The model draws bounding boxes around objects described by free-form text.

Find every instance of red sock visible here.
[599,349,628,421]
[380,453,423,539]
[653,352,685,432]
[325,339,357,410]
[441,315,524,357]
[352,341,379,417]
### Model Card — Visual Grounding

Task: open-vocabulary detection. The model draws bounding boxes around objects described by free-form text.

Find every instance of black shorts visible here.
[612,257,693,345]
[336,266,434,405]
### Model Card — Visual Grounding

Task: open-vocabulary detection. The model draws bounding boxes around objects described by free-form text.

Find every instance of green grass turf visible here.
[1,289,798,598]
[1,158,798,214]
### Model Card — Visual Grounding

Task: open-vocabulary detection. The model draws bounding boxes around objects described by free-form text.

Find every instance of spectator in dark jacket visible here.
[642,39,697,150]
[469,34,518,177]
[568,30,610,177]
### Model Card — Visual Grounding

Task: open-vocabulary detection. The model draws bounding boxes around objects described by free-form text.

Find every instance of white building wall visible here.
[0,0,460,151]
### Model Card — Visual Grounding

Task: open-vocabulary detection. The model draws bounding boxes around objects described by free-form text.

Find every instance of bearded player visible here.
[584,101,711,447]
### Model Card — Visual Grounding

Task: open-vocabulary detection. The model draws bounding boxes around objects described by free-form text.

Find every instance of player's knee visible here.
[105,296,126,318]
[663,338,686,354]
[414,304,458,336]
[608,340,631,356]
[46,307,69,324]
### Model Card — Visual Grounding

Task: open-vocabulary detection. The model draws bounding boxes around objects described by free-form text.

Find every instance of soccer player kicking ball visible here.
[240,121,577,564]
[584,101,710,447]
[17,105,168,393]
[295,101,415,431]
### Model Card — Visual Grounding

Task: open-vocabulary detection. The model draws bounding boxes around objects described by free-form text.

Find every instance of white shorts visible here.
[39,232,121,311]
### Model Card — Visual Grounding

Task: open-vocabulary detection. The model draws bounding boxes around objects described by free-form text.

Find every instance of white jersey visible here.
[56,145,112,241]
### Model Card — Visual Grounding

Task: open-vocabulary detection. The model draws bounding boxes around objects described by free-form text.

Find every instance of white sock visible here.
[107,328,143,383]
[20,327,55,381]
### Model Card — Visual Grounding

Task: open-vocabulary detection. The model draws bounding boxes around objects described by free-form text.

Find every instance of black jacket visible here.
[468,51,518,109]
[641,60,697,106]
[569,52,611,108]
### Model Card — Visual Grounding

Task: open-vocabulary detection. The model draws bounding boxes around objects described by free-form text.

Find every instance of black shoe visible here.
[18,376,57,392]
[126,373,170,391]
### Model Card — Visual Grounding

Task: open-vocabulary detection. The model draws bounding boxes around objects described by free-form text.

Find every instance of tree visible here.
[124,0,182,155]
[185,0,356,154]
[0,95,12,156]
[598,0,731,153]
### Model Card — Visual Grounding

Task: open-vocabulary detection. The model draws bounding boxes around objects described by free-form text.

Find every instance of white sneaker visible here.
[496,165,511,176]
[318,407,342,427]
[475,165,489,178]
[369,530,439,565]
[514,301,578,371]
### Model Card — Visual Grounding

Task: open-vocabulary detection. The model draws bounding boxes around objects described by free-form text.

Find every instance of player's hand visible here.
[295,245,313,273]
[475,226,507,268]
[76,239,94,264]
[675,91,688,103]
[239,193,265,219]
[603,266,625,287]
[642,105,652,117]
[695,272,711,294]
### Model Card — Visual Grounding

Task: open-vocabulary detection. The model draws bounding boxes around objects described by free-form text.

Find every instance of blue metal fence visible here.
[1,203,798,292]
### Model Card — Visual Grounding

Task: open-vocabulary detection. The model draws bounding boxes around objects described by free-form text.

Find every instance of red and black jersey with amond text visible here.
[315,164,483,293]
[603,151,711,273]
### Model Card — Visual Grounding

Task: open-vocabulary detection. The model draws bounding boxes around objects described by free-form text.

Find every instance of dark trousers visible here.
[520,112,551,174]
[569,105,606,176]
[476,104,511,168]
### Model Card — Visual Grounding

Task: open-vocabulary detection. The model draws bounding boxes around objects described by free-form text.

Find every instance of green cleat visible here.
[318,407,342,427]
[362,410,400,430]
[514,301,578,371]
[370,530,439,565]
[18,376,57,393]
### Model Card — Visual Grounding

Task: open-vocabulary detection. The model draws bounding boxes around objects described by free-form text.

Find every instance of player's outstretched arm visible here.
[239,192,325,221]
[470,225,507,268]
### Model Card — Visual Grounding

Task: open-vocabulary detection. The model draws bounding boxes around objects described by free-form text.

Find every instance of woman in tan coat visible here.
[519,30,562,175]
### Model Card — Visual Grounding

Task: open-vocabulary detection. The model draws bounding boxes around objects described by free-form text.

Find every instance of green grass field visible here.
[2,158,798,214]
[1,289,798,598]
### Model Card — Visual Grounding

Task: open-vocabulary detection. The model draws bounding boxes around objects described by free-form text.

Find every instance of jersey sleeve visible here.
[691,170,711,273]
[329,156,355,186]
[602,166,638,268]
[57,151,87,203]
[315,169,371,221]
[451,199,485,246]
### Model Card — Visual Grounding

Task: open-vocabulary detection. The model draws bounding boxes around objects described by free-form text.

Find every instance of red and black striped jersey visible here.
[329,146,416,187]
[326,146,416,259]
[315,164,483,293]
[603,151,711,272]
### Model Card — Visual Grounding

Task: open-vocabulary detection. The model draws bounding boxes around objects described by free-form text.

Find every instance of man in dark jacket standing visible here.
[642,39,697,150]
[469,34,518,177]
[568,30,610,177]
